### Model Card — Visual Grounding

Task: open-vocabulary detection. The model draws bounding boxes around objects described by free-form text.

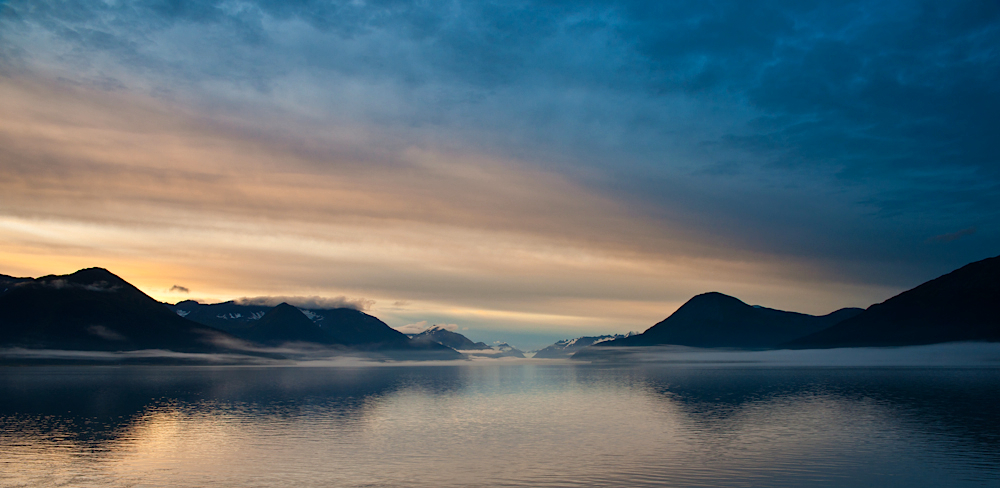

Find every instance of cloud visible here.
[395,322,459,334]
[394,321,428,334]
[169,285,190,293]
[236,295,375,311]
[86,325,126,342]
[576,342,1000,367]
[929,227,977,243]
[29,279,120,293]
[0,347,272,364]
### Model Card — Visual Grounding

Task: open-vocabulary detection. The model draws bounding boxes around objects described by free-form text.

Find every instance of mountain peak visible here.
[242,302,330,345]
[30,268,134,293]
[598,292,854,349]
[65,267,125,284]
[412,326,491,350]
[533,333,635,358]
[685,292,749,308]
[259,302,314,325]
[0,267,232,352]
[270,302,301,312]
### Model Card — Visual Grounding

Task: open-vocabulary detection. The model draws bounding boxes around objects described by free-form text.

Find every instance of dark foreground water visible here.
[2,363,999,487]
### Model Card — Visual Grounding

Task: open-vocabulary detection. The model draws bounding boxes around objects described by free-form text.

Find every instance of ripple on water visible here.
[1,365,999,488]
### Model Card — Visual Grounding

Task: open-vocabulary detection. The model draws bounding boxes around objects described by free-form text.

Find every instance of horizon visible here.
[4,255,990,352]
[2,1,998,350]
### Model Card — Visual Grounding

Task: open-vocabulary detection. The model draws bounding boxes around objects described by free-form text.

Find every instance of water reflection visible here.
[620,366,1000,486]
[627,367,1000,457]
[2,364,998,487]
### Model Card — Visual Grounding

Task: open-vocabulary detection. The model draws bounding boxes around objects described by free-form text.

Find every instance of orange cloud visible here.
[0,76,895,335]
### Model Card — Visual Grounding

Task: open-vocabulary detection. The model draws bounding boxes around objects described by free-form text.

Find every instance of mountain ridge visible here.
[171,300,461,357]
[0,268,462,361]
[595,292,863,350]
[409,326,525,357]
[240,302,334,346]
[534,333,635,358]
[410,326,492,351]
[786,255,1000,348]
[0,268,241,353]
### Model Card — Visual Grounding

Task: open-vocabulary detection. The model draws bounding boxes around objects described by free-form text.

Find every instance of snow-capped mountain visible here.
[533,333,637,358]
[409,326,525,358]
[492,342,526,358]
[169,300,456,351]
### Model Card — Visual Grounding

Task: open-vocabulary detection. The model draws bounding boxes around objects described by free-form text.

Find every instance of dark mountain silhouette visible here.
[168,300,271,333]
[595,292,863,349]
[240,303,333,346]
[534,333,635,358]
[0,268,460,361]
[787,255,1000,348]
[0,274,32,292]
[171,300,462,358]
[410,325,491,350]
[0,268,239,352]
[319,308,414,348]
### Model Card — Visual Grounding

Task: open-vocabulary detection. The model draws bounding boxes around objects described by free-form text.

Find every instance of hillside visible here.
[787,255,1000,348]
[596,293,862,349]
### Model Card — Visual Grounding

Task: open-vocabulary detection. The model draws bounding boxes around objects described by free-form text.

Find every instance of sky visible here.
[1,1,998,350]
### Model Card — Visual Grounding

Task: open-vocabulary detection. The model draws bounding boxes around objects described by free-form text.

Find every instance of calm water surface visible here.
[1,363,999,487]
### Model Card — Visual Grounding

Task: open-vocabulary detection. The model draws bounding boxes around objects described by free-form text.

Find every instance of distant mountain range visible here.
[168,300,436,351]
[409,326,525,357]
[410,325,491,350]
[0,268,460,361]
[492,342,526,358]
[533,333,636,358]
[3,254,997,363]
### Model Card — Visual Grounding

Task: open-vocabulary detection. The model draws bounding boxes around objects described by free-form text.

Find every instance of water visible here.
[2,363,999,487]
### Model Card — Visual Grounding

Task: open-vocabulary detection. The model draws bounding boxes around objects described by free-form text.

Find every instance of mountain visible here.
[410,325,492,351]
[493,342,526,358]
[408,326,525,357]
[318,308,419,348]
[533,333,635,358]
[0,268,238,353]
[239,303,333,346]
[171,300,462,357]
[595,292,863,350]
[0,274,32,291]
[0,267,460,361]
[168,300,271,333]
[787,255,1000,348]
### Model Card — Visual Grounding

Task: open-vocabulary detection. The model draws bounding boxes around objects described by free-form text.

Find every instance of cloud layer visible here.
[236,295,374,311]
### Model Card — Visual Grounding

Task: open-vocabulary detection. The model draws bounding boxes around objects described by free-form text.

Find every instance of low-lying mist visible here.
[3,342,1000,367]
[574,342,1000,367]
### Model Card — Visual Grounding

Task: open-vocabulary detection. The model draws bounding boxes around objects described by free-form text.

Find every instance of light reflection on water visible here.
[1,364,999,487]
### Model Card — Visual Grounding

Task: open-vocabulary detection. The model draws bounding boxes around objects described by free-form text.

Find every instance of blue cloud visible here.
[2,0,997,286]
